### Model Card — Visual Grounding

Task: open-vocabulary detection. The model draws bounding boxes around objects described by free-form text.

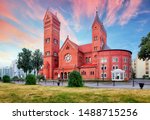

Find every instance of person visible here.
[57,73,60,86]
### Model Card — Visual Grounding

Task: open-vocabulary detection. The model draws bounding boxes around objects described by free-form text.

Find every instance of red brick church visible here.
[40,10,132,81]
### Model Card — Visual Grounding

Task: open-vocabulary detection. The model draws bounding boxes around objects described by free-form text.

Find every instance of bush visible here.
[68,71,83,87]
[37,75,45,81]
[25,74,36,85]
[143,75,149,79]
[12,76,19,81]
[3,75,11,83]
[0,77,1,81]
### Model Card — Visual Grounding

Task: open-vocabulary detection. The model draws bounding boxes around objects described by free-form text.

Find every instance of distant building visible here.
[11,60,25,78]
[132,58,150,78]
[0,66,13,78]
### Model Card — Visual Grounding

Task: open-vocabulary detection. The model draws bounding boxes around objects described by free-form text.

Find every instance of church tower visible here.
[92,11,107,52]
[43,10,60,79]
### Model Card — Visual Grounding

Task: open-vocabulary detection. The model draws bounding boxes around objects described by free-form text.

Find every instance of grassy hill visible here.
[0,83,150,103]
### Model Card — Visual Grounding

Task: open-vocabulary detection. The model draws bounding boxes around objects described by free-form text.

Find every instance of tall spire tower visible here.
[92,10,107,52]
[43,10,60,79]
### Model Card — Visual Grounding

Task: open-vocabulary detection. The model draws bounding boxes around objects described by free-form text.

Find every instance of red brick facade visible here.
[40,10,132,81]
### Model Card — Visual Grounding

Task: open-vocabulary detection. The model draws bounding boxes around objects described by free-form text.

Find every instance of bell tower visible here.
[43,10,60,79]
[92,11,107,52]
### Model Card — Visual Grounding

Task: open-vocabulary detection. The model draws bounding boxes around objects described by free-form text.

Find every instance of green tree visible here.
[32,49,43,75]
[17,48,33,76]
[138,32,150,60]
[68,71,83,87]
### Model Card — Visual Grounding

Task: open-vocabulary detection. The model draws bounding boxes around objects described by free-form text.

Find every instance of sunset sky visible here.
[0,0,150,67]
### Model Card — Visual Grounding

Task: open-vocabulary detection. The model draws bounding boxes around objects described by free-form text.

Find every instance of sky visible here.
[0,0,150,67]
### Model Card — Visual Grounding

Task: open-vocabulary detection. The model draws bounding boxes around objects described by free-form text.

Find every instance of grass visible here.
[0,83,150,103]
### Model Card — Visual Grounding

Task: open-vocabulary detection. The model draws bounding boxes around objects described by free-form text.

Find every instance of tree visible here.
[68,71,83,87]
[32,49,43,75]
[138,32,150,60]
[17,48,33,76]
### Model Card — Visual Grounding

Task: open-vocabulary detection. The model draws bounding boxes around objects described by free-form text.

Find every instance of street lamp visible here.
[62,68,64,85]
[102,63,104,81]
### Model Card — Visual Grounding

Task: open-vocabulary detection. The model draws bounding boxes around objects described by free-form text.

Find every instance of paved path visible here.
[11,79,150,89]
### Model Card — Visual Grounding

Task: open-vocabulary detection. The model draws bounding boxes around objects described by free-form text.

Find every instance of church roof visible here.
[92,11,102,26]
[92,11,106,35]
[79,43,92,53]
[43,9,60,23]
[80,63,97,68]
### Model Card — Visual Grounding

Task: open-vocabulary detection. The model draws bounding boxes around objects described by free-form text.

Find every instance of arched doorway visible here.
[111,69,125,81]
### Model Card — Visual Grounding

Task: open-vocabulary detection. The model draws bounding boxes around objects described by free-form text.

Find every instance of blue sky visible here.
[0,0,150,67]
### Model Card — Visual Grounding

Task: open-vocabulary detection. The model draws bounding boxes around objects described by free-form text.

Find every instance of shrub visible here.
[68,71,83,87]
[37,75,45,81]
[25,74,36,85]
[0,77,1,81]
[143,75,149,79]
[12,76,19,81]
[3,75,11,83]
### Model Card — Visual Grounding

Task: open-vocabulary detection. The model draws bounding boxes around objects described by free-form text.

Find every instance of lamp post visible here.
[62,68,64,85]
[102,63,104,81]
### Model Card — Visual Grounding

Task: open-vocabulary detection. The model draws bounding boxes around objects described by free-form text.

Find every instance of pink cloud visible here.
[0,20,42,50]
[119,0,142,25]
[0,1,20,23]
[104,0,123,26]
[71,0,106,29]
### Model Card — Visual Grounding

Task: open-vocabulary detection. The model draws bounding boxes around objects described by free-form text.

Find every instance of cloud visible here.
[71,0,106,31]
[104,0,123,26]
[51,9,79,44]
[0,20,42,50]
[119,0,142,25]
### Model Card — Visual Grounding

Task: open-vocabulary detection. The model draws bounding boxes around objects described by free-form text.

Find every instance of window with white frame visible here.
[123,65,128,70]
[112,57,118,62]
[101,58,107,63]
[123,57,128,63]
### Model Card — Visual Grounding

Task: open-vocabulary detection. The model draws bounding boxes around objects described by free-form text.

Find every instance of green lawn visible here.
[0,83,150,103]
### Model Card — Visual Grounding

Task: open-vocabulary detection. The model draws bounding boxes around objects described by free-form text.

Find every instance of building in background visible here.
[0,60,25,78]
[132,57,150,78]
[0,66,13,78]
[11,60,25,78]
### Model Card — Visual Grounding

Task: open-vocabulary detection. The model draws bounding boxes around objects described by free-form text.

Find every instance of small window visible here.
[54,39,58,44]
[101,65,107,70]
[45,38,50,43]
[124,57,128,63]
[54,52,57,56]
[81,71,86,75]
[66,46,69,50]
[94,36,98,40]
[101,73,106,78]
[45,51,50,56]
[86,57,91,63]
[112,57,118,62]
[90,71,94,75]
[112,65,118,70]
[94,46,98,51]
[101,58,107,63]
